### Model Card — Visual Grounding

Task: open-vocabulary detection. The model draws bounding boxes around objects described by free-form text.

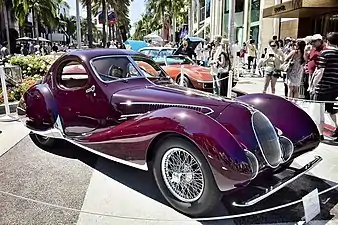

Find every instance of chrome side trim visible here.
[232,156,322,207]
[66,138,148,171]
[120,101,214,115]
[28,126,149,171]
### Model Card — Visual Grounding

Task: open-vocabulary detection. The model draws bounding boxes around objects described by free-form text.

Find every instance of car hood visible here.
[112,82,234,118]
[168,65,212,81]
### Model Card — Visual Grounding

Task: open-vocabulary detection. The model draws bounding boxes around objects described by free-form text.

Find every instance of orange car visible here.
[161,55,213,91]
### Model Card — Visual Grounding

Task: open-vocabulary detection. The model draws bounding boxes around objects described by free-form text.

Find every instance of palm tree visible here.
[92,0,131,43]
[12,0,62,41]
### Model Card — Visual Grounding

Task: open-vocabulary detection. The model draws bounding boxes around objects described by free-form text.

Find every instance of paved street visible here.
[1,78,338,224]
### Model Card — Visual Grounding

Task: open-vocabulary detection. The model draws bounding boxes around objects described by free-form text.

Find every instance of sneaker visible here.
[331,128,338,138]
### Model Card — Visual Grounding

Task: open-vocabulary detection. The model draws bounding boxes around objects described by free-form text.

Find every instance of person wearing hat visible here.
[309,32,338,141]
[305,34,327,98]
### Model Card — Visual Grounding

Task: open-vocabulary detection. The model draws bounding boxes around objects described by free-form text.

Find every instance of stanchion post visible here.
[227,70,233,98]
[0,66,18,122]
[180,65,184,86]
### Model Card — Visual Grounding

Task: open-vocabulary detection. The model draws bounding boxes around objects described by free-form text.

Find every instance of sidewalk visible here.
[0,120,29,157]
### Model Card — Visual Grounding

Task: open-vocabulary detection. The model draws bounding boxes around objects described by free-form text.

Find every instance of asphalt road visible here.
[1,134,338,225]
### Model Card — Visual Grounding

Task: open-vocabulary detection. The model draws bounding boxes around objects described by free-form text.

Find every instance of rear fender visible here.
[79,107,253,191]
[237,93,320,153]
[17,83,58,130]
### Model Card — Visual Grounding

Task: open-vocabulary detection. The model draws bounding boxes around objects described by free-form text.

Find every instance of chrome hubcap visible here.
[161,148,204,202]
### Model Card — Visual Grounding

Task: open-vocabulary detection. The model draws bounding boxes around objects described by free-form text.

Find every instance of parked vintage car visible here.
[17,49,321,217]
[138,46,176,64]
[161,55,239,92]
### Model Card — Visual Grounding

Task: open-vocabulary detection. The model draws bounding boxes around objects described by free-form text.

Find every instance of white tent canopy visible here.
[33,37,51,42]
[144,33,163,42]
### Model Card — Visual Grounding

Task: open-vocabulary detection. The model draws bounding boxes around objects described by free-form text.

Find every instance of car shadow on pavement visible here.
[42,140,338,225]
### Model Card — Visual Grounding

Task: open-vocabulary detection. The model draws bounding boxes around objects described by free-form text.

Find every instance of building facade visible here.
[263,0,338,39]
[193,0,338,52]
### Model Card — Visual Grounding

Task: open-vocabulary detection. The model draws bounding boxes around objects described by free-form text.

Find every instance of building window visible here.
[236,0,244,13]
[206,0,210,18]
[251,0,260,23]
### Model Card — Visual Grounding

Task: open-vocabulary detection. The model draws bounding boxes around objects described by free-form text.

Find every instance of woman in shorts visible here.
[262,40,285,94]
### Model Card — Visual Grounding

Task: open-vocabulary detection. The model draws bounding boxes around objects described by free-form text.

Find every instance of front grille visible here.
[251,111,282,168]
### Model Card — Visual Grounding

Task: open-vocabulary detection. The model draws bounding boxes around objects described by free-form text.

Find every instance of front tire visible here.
[152,137,221,217]
[30,133,56,148]
[177,75,193,88]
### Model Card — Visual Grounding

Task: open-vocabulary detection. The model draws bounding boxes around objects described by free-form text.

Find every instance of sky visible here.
[67,0,146,34]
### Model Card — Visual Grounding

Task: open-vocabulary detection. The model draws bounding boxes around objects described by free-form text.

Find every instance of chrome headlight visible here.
[245,150,259,179]
[279,136,294,162]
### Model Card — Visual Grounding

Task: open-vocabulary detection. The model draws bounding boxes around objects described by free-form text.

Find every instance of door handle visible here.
[86,85,95,94]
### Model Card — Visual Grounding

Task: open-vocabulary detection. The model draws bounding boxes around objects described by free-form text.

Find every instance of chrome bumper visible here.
[232,156,322,207]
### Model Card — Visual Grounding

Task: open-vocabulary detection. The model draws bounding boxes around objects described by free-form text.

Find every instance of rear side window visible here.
[57,61,89,89]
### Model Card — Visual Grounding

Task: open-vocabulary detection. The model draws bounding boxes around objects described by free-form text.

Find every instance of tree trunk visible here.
[101,0,107,47]
[162,11,165,46]
[108,24,112,42]
[172,15,176,43]
[3,3,11,53]
[33,9,39,42]
[86,0,93,48]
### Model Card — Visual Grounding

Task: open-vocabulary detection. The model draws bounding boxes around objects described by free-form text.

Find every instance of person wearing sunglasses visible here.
[262,40,285,94]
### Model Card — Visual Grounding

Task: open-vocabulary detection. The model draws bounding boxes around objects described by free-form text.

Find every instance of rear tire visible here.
[152,136,221,217]
[30,133,56,148]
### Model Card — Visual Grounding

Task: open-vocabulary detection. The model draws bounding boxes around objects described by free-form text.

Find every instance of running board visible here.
[232,156,322,207]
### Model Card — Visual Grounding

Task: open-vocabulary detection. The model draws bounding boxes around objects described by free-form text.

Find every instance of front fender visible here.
[78,107,253,192]
[237,93,320,154]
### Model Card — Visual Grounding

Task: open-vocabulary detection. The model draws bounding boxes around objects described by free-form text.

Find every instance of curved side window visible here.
[56,60,89,90]
[91,56,141,82]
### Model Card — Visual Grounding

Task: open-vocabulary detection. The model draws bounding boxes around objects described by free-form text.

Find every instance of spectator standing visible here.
[309,32,338,140]
[179,40,196,59]
[247,39,257,73]
[0,41,10,59]
[218,38,232,96]
[285,40,306,99]
[262,40,285,94]
[210,36,222,95]
[305,34,327,97]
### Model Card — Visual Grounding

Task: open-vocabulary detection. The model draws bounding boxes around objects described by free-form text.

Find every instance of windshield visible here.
[132,56,168,79]
[165,56,195,66]
[158,49,175,58]
[91,56,169,82]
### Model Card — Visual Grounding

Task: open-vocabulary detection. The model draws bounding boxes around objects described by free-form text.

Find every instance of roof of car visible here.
[63,48,144,60]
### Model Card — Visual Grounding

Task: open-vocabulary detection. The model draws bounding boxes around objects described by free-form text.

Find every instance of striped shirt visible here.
[315,48,338,95]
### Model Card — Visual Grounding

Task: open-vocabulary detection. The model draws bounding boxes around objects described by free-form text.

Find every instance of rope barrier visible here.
[0,183,337,222]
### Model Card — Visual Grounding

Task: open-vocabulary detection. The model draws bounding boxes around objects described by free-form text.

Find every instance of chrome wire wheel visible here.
[161,147,205,202]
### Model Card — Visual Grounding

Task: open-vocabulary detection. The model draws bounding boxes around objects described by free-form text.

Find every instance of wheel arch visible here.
[146,132,206,167]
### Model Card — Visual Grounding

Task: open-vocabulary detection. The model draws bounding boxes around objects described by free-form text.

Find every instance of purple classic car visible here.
[17,49,321,217]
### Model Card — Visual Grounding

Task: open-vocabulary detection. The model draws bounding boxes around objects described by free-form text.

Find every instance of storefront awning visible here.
[263,0,338,18]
